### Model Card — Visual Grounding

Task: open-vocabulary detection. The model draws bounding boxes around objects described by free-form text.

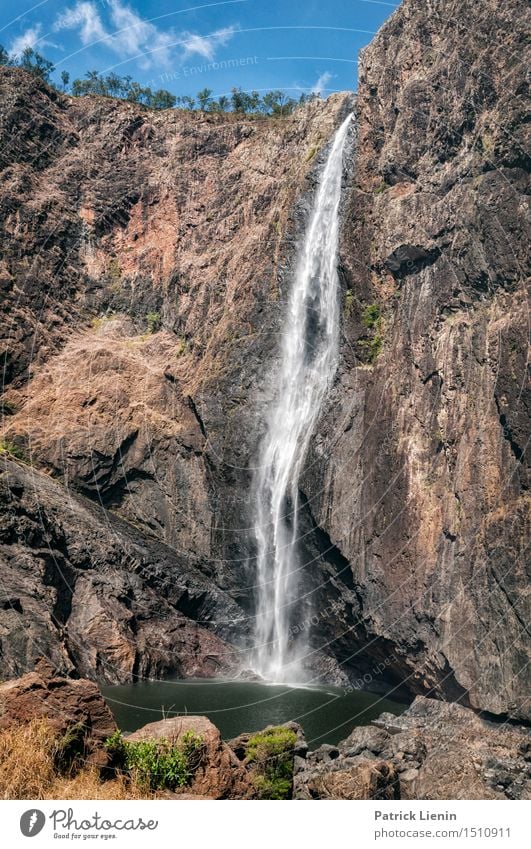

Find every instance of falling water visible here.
[252,114,352,682]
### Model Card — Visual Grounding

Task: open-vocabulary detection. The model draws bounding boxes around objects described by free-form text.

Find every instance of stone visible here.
[128,716,256,799]
[378,698,530,800]
[339,725,391,758]
[0,660,117,755]
[399,768,420,800]
[299,697,531,800]
[294,757,399,800]
[307,744,340,763]
[0,460,242,683]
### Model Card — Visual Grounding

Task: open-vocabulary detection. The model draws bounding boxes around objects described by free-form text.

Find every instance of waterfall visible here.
[252,113,352,683]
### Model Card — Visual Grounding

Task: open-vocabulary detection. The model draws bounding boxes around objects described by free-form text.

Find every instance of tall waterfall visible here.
[252,114,352,682]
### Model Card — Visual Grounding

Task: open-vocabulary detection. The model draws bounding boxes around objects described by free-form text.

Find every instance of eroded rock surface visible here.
[0,658,117,763]
[303,0,530,717]
[0,460,243,682]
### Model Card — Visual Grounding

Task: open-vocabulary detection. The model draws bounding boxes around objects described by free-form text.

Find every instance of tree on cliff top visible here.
[0,43,323,116]
[0,45,54,82]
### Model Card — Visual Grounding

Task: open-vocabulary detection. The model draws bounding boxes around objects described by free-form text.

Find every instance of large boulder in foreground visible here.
[0,658,117,768]
[0,658,116,743]
[127,716,256,799]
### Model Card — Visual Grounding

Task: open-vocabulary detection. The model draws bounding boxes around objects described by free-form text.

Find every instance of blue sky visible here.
[0,0,400,98]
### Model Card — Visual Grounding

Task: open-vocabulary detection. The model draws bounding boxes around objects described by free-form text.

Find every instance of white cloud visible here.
[181,26,237,62]
[9,24,59,56]
[311,71,333,96]
[107,0,175,68]
[53,0,237,69]
[54,2,107,45]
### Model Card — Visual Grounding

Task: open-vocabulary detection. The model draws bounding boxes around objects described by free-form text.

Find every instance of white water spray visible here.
[252,114,352,682]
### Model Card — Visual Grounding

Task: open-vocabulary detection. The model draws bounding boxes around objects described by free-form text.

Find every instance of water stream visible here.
[252,114,352,682]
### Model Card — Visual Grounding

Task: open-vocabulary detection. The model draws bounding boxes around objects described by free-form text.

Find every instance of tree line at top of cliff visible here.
[0,44,319,116]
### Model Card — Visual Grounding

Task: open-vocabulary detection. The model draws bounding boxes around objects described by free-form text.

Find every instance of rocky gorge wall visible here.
[0,0,529,719]
[307,0,530,718]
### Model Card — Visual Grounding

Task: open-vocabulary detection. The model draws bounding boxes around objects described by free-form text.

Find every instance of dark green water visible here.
[101,680,407,747]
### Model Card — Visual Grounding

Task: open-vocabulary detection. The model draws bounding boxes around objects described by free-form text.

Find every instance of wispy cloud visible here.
[53,0,237,69]
[9,23,58,56]
[54,2,107,45]
[311,71,333,95]
[181,26,238,62]
[106,0,175,68]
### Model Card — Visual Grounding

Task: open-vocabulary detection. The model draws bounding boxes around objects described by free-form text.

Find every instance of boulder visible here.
[298,697,531,800]
[127,716,256,799]
[0,658,117,767]
[388,698,531,800]
[339,725,391,758]
[228,720,307,761]
[0,658,116,745]
[294,756,399,800]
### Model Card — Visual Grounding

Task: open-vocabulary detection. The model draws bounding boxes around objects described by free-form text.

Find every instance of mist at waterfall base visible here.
[251,114,353,683]
[102,679,405,746]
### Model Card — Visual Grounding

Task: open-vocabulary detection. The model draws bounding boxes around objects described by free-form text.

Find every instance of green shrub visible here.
[362,303,381,329]
[105,730,203,791]
[146,312,161,334]
[356,303,383,364]
[54,723,87,774]
[246,726,297,800]
[368,332,383,361]
[0,439,25,461]
[358,333,383,364]
[0,399,16,416]
[175,339,187,358]
[375,180,389,194]
[344,288,355,317]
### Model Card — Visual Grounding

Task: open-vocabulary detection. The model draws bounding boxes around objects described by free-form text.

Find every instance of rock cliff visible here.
[0,0,529,719]
[308,0,530,718]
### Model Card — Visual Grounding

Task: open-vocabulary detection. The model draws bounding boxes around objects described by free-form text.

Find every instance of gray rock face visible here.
[303,0,530,717]
[0,460,244,683]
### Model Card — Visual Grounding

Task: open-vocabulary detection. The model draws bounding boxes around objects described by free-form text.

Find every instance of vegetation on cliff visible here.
[0,43,316,115]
